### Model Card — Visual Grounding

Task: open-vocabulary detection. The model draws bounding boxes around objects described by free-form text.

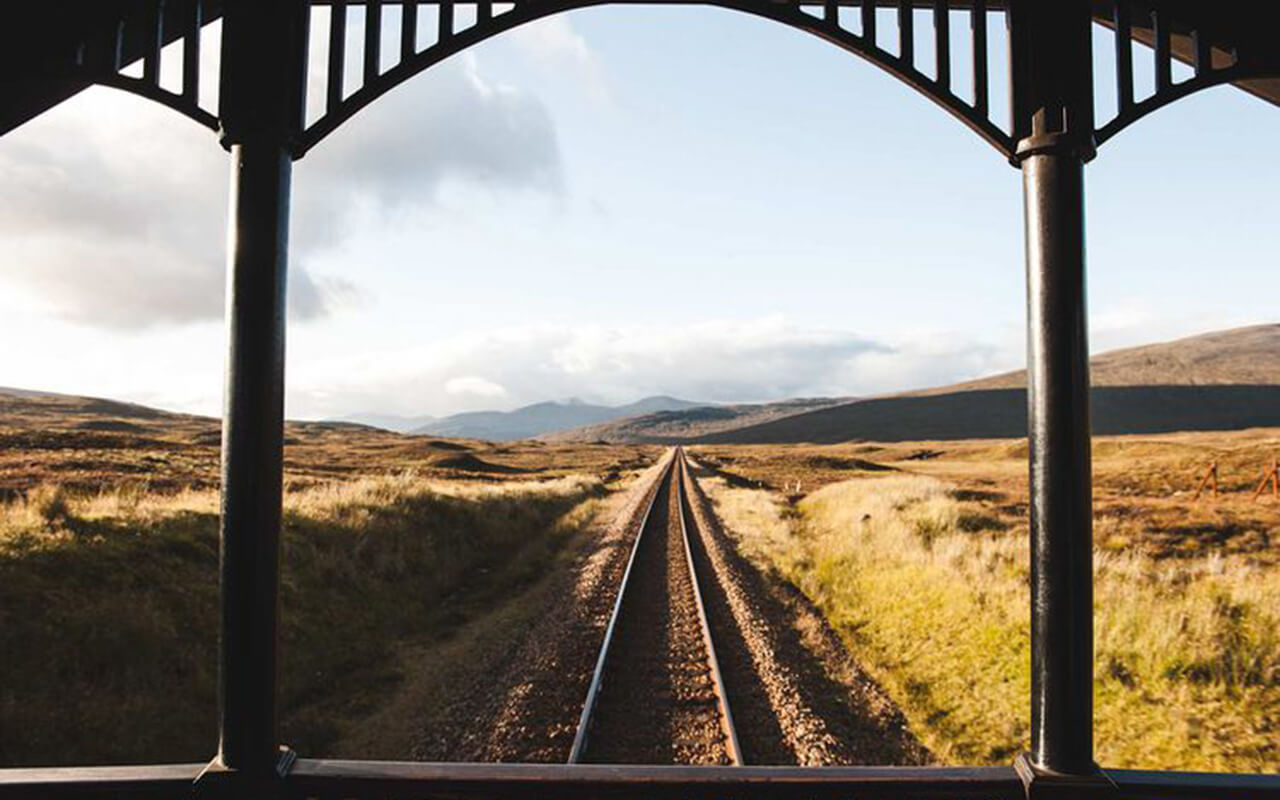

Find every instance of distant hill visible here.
[550,398,851,443]
[334,412,437,433]
[693,386,1280,444]
[688,324,1280,445]
[413,396,703,441]
[932,323,1280,393]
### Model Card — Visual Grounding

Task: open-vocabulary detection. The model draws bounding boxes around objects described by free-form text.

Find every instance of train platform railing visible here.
[4,757,1280,800]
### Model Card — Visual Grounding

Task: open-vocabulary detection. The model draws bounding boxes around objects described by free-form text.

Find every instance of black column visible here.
[1008,0,1097,780]
[217,139,292,776]
[210,0,307,784]
[1021,149,1093,775]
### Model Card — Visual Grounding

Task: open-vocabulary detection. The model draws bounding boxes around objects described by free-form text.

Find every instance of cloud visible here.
[513,16,595,66]
[508,17,609,102]
[0,45,562,330]
[287,317,1018,419]
[445,375,508,397]
[294,54,563,250]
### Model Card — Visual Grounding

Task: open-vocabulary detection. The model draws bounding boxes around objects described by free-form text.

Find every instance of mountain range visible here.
[406,396,704,441]
[11,323,1279,445]
[338,412,437,434]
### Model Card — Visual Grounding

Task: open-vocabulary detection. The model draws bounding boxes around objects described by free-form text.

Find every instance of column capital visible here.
[1008,0,1095,165]
[217,0,309,153]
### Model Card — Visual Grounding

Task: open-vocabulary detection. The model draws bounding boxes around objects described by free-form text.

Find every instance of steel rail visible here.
[672,447,744,765]
[566,450,678,763]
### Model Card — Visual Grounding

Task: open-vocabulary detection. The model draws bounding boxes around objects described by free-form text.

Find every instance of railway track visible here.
[568,447,743,765]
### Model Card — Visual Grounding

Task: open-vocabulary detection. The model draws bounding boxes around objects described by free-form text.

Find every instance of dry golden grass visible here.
[0,469,626,766]
[691,429,1280,772]
[0,389,659,496]
[0,388,661,766]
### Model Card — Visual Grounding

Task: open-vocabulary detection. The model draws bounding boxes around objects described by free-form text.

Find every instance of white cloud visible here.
[0,49,562,331]
[509,16,610,103]
[514,16,594,65]
[445,375,508,397]
[285,317,1017,419]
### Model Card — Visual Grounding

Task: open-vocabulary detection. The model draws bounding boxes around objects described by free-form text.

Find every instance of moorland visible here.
[3,323,1279,770]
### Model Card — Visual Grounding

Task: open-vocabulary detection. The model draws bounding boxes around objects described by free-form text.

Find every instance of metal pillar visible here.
[217,140,292,776]
[1021,149,1093,775]
[1008,1,1101,790]
[202,1,307,791]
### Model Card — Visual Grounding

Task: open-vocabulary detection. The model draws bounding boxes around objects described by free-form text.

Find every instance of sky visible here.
[0,9,1277,420]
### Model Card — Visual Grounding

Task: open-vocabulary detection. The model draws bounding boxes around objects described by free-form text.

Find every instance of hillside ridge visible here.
[561,323,1280,443]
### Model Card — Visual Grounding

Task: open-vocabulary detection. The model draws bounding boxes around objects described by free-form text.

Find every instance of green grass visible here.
[698,470,1280,771]
[0,473,601,766]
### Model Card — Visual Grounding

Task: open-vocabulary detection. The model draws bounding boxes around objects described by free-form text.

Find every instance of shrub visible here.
[27,484,71,528]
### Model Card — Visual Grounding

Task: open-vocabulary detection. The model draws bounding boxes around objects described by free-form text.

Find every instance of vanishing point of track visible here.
[568,447,743,765]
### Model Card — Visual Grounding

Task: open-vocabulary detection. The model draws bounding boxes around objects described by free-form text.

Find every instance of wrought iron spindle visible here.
[1192,27,1211,77]
[402,0,418,58]
[1114,1,1133,110]
[365,0,382,83]
[328,0,347,111]
[143,0,163,85]
[439,1,454,43]
[933,0,949,89]
[972,0,988,118]
[1153,7,1171,90]
[898,0,913,65]
[181,0,202,103]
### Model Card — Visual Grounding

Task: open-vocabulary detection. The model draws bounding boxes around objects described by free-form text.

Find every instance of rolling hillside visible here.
[932,323,1280,392]
[549,398,850,442]
[693,385,1280,444]
[334,412,437,433]
[585,324,1280,444]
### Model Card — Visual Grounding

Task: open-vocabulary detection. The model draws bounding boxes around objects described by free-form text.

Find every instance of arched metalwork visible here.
[299,0,1016,159]
[47,0,221,132]
[1092,1,1275,146]
[295,0,1280,160]
[13,2,1279,161]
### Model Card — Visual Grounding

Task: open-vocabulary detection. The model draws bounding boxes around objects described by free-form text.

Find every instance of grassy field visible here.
[0,389,655,496]
[0,390,661,766]
[0,471,619,766]
[692,428,1280,772]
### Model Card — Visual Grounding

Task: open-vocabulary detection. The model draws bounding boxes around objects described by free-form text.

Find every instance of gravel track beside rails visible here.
[411,455,672,762]
[680,454,930,765]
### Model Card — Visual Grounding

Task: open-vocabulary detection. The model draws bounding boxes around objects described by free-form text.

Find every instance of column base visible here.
[1015,753,1118,800]
[193,748,296,800]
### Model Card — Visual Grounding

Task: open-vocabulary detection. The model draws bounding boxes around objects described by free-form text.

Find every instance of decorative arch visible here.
[17,2,1279,162]
[1091,2,1279,146]
[55,0,221,134]
[298,0,1016,159]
